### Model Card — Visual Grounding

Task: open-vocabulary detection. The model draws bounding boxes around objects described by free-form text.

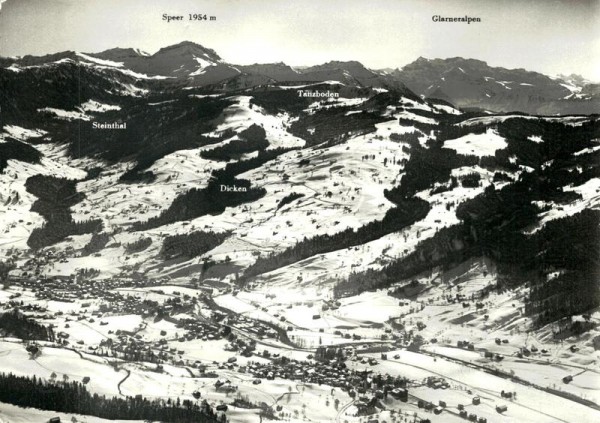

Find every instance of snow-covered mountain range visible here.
[3,41,597,114]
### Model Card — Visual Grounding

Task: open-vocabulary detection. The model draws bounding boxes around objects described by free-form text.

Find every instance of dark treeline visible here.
[82,232,110,255]
[290,107,387,148]
[53,94,232,184]
[76,95,234,161]
[495,118,599,169]
[385,139,479,199]
[248,84,374,115]
[0,372,223,423]
[398,118,437,134]
[25,175,102,249]
[25,174,85,213]
[132,147,295,231]
[124,237,153,254]
[277,192,305,210]
[200,124,269,161]
[527,210,600,325]
[0,60,138,124]
[249,88,316,114]
[28,219,102,250]
[132,177,265,231]
[244,197,431,279]
[0,309,55,341]
[334,224,474,297]
[389,131,422,145]
[161,230,230,260]
[0,139,42,173]
[459,173,481,188]
[119,131,228,183]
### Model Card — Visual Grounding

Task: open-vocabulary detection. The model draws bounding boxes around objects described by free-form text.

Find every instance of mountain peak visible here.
[93,47,144,60]
[304,60,371,73]
[154,41,222,61]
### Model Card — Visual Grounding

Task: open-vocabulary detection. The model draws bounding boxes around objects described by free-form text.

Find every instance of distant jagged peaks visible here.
[2,41,597,114]
[397,56,599,114]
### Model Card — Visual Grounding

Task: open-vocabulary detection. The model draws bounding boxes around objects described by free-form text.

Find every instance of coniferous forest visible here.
[0,310,55,341]
[0,372,222,423]
[25,175,103,249]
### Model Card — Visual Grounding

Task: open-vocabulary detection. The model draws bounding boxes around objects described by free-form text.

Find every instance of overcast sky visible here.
[1,0,598,80]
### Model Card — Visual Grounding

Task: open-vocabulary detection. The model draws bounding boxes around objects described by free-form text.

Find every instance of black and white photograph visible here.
[0,0,599,422]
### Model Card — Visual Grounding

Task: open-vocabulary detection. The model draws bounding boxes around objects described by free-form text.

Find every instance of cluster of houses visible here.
[221,313,279,340]
[232,353,410,415]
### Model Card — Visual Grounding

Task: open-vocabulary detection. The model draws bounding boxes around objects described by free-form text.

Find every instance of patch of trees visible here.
[0,309,55,341]
[334,224,474,297]
[539,149,600,194]
[398,118,436,134]
[25,94,234,183]
[0,372,222,423]
[245,196,430,279]
[25,175,102,249]
[400,107,438,120]
[426,98,460,110]
[132,147,295,231]
[277,192,304,210]
[26,175,85,215]
[133,176,265,231]
[494,118,599,170]
[161,230,230,260]
[83,167,103,181]
[389,131,422,145]
[77,95,233,161]
[0,260,15,288]
[28,219,102,250]
[526,210,600,324]
[290,107,387,148]
[201,124,269,161]
[0,139,42,173]
[433,122,487,143]
[124,237,152,253]
[386,145,478,198]
[493,171,513,182]
[82,232,110,255]
[429,176,459,195]
[459,172,481,188]
[249,88,315,114]
[0,60,135,124]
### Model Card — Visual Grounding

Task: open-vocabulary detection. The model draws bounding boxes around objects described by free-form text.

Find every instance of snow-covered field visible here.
[443,128,507,157]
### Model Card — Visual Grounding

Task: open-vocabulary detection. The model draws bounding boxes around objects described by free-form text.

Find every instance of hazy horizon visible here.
[1,0,598,80]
